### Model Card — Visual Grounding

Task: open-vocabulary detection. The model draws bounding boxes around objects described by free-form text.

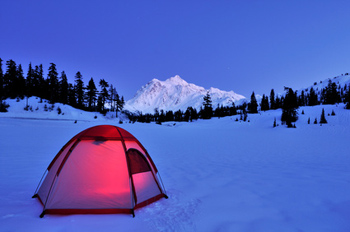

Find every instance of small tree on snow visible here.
[320,108,327,124]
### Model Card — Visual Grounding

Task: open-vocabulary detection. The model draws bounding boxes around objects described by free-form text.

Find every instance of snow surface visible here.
[1,103,350,231]
[124,75,245,114]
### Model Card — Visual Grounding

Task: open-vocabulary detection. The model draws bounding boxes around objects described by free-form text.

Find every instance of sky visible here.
[1,0,350,100]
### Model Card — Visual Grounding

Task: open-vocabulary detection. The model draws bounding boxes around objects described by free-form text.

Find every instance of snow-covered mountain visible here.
[124,75,245,114]
[298,73,350,96]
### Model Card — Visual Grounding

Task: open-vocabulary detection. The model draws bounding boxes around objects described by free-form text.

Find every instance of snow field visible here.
[0,104,350,231]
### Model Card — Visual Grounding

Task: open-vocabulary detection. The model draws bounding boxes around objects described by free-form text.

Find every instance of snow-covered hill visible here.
[124,75,245,114]
[0,97,127,122]
[295,74,350,96]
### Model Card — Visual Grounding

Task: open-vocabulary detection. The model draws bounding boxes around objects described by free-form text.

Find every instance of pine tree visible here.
[248,91,258,113]
[308,87,318,106]
[68,83,76,107]
[165,110,174,121]
[202,91,213,119]
[86,77,97,110]
[99,79,109,113]
[47,63,59,103]
[270,89,275,109]
[323,80,340,104]
[299,90,306,106]
[16,64,26,99]
[0,58,9,112]
[108,84,116,111]
[184,107,192,122]
[320,108,327,124]
[34,64,45,101]
[4,59,17,98]
[74,71,84,108]
[229,102,237,115]
[281,88,298,127]
[260,94,269,111]
[0,58,3,101]
[26,62,34,97]
[59,71,69,104]
[345,86,350,109]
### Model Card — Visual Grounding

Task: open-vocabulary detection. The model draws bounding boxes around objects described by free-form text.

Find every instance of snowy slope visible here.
[0,97,126,122]
[1,104,350,231]
[296,74,350,96]
[124,75,245,114]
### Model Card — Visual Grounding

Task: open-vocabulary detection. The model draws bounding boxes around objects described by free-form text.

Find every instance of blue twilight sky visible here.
[1,0,350,100]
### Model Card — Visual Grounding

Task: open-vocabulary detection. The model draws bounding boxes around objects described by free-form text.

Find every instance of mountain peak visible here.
[125,76,245,114]
[165,75,188,85]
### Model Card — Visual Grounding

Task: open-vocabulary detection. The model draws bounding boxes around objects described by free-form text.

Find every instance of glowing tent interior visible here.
[32,125,168,217]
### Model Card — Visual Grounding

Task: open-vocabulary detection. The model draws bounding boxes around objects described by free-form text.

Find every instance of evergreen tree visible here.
[86,77,97,110]
[320,108,327,124]
[0,58,3,100]
[108,84,118,111]
[159,109,165,123]
[260,94,269,111]
[202,91,213,119]
[117,96,125,112]
[248,91,258,113]
[270,89,275,109]
[115,93,120,112]
[16,64,26,99]
[281,88,298,127]
[68,83,76,107]
[308,87,318,106]
[99,79,109,113]
[74,71,84,108]
[26,62,34,97]
[229,102,237,115]
[345,86,350,109]
[165,110,174,121]
[174,109,183,121]
[184,107,192,122]
[59,71,68,104]
[47,63,59,103]
[4,59,17,98]
[0,58,9,112]
[323,80,340,104]
[275,96,281,109]
[299,90,306,106]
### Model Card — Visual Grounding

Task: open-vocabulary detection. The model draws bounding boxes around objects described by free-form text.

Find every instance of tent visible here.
[32,125,167,217]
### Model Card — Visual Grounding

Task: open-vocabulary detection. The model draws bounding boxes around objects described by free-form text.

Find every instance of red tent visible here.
[33,125,167,217]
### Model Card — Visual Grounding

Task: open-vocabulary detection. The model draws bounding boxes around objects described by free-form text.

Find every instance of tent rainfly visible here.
[32,125,167,217]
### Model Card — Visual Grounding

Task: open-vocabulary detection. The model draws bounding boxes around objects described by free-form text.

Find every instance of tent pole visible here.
[157,173,168,198]
[32,169,47,198]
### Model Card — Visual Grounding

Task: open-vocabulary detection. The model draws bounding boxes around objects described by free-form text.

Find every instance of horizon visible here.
[1,1,350,100]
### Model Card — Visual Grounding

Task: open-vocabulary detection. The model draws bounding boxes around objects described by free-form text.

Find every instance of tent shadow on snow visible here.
[32,125,168,218]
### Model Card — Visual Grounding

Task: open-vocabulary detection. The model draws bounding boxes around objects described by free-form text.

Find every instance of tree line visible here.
[0,58,125,114]
[1,57,350,124]
[132,77,350,125]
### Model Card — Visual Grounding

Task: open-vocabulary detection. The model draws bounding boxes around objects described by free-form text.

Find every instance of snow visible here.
[0,97,123,122]
[125,75,245,114]
[1,103,350,231]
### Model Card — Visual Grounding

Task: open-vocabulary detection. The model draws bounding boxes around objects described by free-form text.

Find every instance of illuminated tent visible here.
[32,125,167,218]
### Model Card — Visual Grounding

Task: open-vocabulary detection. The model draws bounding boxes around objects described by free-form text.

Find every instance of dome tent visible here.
[32,125,167,217]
